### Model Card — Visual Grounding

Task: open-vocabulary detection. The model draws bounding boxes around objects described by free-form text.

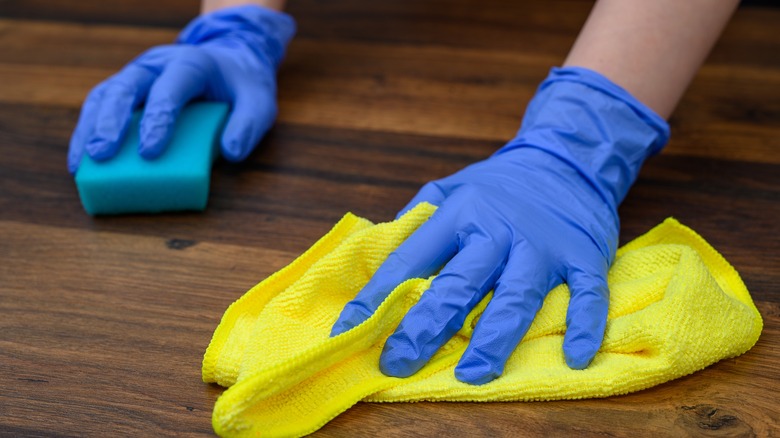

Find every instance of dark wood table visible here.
[1,1,778,436]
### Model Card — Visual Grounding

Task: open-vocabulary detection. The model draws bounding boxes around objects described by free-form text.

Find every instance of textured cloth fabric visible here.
[203,203,762,437]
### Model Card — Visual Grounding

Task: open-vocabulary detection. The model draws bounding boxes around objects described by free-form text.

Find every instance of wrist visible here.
[496,66,670,208]
[178,4,296,71]
[201,0,287,14]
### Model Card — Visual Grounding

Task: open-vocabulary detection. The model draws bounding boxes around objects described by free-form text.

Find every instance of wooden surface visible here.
[1,1,778,436]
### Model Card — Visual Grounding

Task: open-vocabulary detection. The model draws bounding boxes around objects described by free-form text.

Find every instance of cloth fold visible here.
[203,203,762,437]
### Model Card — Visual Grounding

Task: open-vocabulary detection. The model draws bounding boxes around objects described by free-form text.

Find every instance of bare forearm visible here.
[201,0,286,14]
[564,0,739,119]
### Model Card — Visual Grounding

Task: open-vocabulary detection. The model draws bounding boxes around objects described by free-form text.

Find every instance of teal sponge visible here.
[75,102,229,215]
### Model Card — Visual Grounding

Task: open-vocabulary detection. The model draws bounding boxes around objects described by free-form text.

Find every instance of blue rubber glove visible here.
[330,67,670,385]
[67,5,295,174]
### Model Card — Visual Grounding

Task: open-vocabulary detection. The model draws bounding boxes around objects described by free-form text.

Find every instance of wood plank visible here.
[1,221,777,436]
[0,0,594,38]
[1,102,778,303]
[2,2,777,68]
[0,221,290,436]
[0,0,198,28]
[4,0,778,70]
[1,1,779,435]
[0,19,178,68]
[1,8,778,162]
[0,60,778,165]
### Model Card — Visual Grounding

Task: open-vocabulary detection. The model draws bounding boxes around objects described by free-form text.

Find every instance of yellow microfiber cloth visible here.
[202,203,763,437]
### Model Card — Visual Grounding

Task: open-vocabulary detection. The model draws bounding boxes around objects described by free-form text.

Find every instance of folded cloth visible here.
[203,203,762,437]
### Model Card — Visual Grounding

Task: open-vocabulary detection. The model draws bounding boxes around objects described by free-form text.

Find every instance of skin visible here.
[564,0,740,119]
[201,0,286,13]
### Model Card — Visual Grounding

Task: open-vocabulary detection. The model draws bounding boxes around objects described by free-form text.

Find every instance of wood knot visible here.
[677,404,754,436]
[166,238,197,250]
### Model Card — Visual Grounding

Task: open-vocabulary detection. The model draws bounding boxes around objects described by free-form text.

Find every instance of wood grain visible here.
[1,222,778,436]
[1,0,778,436]
[1,6,778,161]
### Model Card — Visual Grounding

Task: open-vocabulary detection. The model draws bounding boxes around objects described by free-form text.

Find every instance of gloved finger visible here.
[68,85,105,174]
[395,181,447,219]
[454,243,557,385]
[330,206,460,337]
[379,230,510,378]
[85,65,156,161]
[220,84,277,162]
[562,264,610,369]
[139,51,212,158]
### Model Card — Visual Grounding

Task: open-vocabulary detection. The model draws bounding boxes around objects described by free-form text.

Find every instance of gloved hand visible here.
[330,67,670,385]
[67,5,296,174]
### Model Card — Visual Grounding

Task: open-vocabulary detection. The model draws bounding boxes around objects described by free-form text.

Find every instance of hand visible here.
[67,5,295,173]
[330,67,670,385]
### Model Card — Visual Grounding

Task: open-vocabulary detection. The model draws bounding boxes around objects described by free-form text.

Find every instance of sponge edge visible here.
[75,102,230,215]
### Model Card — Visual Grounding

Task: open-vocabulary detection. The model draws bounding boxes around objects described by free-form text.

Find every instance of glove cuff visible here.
[177,5,297,71]
[496,66,670,208]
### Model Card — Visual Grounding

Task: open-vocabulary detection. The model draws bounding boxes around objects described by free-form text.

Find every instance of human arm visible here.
[329,0,740,384]
[67,0,295,173]
[201,0,286,14]
[565,0,739,119]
